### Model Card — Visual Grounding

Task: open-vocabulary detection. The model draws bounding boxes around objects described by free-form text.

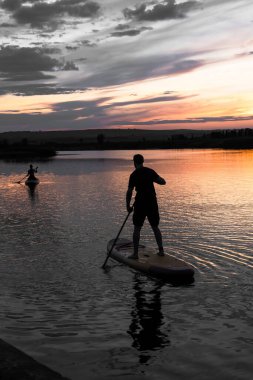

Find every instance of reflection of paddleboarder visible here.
[126,154,166,260]
[27,184,37,200]
[127,275,170,364]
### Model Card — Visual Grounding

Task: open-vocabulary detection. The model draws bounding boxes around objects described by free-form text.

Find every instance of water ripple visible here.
[0,151,253,380]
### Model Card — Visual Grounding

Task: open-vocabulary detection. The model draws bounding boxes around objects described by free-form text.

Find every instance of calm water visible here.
[0,149,252,380]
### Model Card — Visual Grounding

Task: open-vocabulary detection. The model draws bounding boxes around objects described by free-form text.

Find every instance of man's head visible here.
[133,154,144,167]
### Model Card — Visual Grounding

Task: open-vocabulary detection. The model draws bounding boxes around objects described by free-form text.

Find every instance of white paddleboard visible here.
[107,238,194,283]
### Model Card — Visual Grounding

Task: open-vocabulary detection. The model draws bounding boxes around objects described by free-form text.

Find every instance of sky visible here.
[0,0,252,132]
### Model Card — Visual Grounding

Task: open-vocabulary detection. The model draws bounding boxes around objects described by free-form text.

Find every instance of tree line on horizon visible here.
[94,128,253,150]
[0,128,253,159]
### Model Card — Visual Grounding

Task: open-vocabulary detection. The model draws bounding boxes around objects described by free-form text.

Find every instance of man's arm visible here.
[126,186,134,213]
[154,175,166,185]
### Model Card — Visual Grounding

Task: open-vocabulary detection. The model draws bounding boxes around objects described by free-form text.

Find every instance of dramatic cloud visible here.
[1,96,252,132]
[0,45,78,87]
[1,0,100,29]
[0,0,252,132]
[83,54,204,87]
[0,99,109,130]
[123,0,200,21]
[0,96,188,131]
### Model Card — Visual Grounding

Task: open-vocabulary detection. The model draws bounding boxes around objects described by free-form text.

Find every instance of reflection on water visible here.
[0,149,253,380]
[128,275,170,365]
[26,183,39,201]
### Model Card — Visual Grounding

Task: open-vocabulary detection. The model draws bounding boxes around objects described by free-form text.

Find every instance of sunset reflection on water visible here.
[0,149,252,380]
[1,149,253,278]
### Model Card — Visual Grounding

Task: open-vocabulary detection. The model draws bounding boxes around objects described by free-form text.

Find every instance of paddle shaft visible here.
[16,175,27,184]
[102,210,132,269]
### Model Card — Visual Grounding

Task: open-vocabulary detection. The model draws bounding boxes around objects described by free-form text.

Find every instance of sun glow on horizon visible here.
[0,0,253,132]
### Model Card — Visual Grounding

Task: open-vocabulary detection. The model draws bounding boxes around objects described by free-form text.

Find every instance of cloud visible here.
[83,54,204,87]
[0,42,205,94]
[3,72,56,82]
[1,0,100,29]
[1,95,252,132]
[113,115,253,126]
[0,22,16,27]
[115,23,131,31]
[65,40,97,50]
[62,61,79,71]
[111,26,152,37]
[66,45,79,51]
[80,39,97,47]
[0,46,61,74]
[0,84,87,96]
[123,0,200,22]
[109,94,187,107]
[0,99,109,131]
[0,45,78,85]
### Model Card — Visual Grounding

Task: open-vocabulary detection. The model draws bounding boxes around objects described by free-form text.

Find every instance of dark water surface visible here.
[0,149,252,380]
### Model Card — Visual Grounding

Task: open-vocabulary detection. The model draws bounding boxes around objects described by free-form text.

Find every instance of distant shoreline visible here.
[1,128,253,160]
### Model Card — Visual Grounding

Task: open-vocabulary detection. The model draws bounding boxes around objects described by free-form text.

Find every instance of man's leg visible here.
[128,204,145,259]
[128,226,141,259]
[147,203,164,256]
[151,225,164,255]
[133,225,142,256]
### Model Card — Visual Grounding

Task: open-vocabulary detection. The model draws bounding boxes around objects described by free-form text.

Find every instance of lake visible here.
[0,149,252,380]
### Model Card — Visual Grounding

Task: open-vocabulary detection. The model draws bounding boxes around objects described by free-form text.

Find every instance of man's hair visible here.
[133,154,144,164]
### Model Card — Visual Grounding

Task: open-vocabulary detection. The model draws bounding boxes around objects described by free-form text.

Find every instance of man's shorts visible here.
[133,201,160,227]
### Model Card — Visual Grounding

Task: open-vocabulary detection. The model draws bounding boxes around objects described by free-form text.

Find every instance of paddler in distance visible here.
[126,154,166,260]
[26,164,38,181]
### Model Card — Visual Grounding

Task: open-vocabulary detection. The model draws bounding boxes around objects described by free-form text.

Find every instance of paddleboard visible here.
[107,238,194,283]
[25,178,40,186]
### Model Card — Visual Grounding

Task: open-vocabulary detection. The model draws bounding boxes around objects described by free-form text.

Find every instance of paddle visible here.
[16,175,27,184]
[102,207,133,269]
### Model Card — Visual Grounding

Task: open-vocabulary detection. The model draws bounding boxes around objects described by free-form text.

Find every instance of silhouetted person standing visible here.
[126,154,166,260]
[27,164,38,180]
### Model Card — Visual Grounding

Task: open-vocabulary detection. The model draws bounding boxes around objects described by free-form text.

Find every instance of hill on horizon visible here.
[0,128,212,144]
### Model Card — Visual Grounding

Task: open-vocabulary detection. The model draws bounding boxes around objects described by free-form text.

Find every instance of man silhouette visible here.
[27,164,38,180]
[126,154,166,260]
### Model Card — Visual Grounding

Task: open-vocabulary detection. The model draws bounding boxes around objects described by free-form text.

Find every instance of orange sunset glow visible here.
[0,0,252,132]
